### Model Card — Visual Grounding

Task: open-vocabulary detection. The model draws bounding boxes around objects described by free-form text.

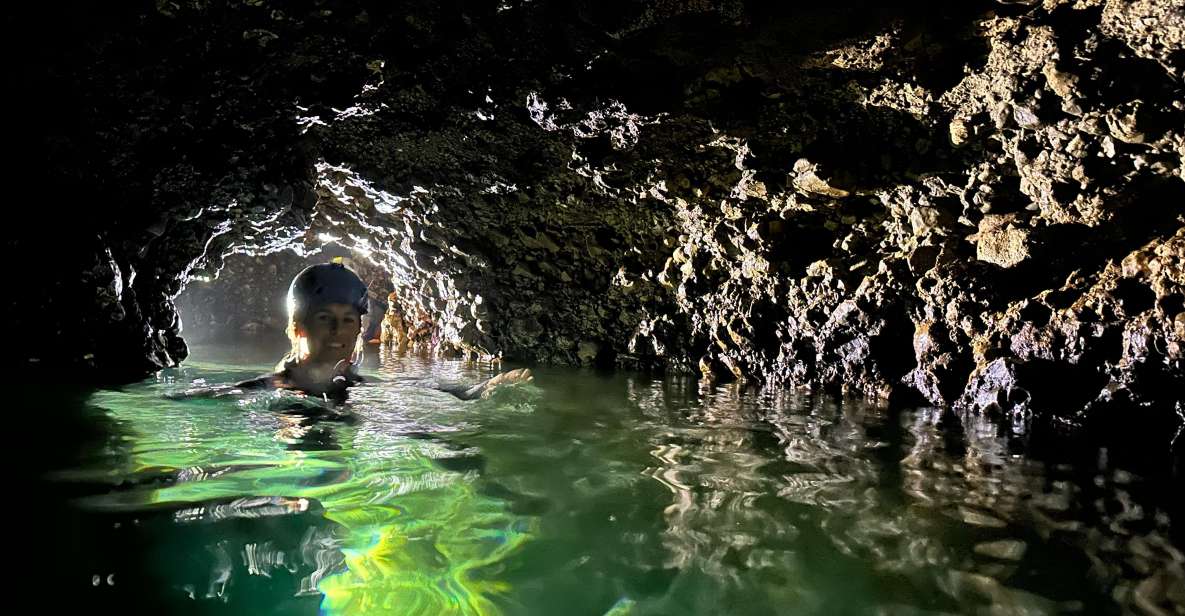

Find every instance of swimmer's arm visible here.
[346,369,490,400]
[437,382,488,401]
[163,379,268,400]
[363,369,532,401]
[355,374,481,399]
[165,373,282,399]
[234,374,280,389]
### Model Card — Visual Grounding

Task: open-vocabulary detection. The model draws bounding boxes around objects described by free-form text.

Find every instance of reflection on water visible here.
[43,348,1184,615]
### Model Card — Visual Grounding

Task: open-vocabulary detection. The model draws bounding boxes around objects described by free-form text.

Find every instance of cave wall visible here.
[15,0,1184,430]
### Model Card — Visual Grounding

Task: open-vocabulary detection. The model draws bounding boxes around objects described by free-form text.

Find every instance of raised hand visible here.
[479,368,534,399]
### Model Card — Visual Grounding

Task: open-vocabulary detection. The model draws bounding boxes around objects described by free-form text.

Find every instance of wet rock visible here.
[960,359,1028,415]
[790,158,850,199]
[974,540,1028,561]
[1131,565,1185,616]
[909,207,954,238]
[1106,101,1150,145]
[1012,103,1042,129]
[974,215,1031,268]
[1099,0,1185,73]
[949,118,970,146]
[1042,63,1079,100]
[959,506,1009,528]
[577,341,601,365]
[941,570,1062,613]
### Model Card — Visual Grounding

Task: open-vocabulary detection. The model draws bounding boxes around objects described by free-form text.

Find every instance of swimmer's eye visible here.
[311,311,358,326]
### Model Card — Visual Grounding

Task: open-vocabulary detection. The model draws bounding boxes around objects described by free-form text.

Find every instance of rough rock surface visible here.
[13,0,1185,433]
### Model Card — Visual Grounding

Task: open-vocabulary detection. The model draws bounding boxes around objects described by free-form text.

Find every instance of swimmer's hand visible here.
[477,368,533,400]
[332,360,351,384]
[325,359,356,394]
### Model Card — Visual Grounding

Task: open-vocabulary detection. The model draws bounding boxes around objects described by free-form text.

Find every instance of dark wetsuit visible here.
[164,368,490,405]
[233,370,488,401]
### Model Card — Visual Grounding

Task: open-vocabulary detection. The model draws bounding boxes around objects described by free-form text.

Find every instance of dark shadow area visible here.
[987,177,1185,306]
[553,0,996,194]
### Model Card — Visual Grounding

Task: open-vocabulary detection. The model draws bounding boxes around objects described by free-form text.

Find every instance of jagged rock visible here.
[14,0,1185,437]
[974,215,1031,268]
[1042,63,1079,99]
[790,158,850,199]
[974,540,1028,561]
[1099,0,1185,73]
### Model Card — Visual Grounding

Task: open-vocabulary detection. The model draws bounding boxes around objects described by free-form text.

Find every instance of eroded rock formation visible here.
[15,0,1184,433]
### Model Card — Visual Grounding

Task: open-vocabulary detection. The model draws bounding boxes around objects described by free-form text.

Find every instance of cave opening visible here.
[173,160,500,368]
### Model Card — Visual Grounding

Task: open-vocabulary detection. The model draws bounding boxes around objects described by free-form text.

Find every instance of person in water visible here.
[232,260,530,400]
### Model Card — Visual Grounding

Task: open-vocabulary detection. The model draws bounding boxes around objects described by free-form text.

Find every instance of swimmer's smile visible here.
[300,304,362,364]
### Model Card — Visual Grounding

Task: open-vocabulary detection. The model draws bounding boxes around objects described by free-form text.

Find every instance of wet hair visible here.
[275,262,369,374]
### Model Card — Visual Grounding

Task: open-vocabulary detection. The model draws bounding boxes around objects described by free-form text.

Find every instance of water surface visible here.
[31,346,1185,614]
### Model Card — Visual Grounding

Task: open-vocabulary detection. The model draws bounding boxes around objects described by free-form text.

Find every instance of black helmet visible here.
[287,262,369,319]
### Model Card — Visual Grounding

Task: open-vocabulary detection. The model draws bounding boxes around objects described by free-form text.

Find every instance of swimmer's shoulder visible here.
[162,377,271,400]
[161,372,282,398]
[234,372,284,389]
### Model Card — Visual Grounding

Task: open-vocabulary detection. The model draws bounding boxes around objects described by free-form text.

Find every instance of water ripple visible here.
[45,354,1184,615]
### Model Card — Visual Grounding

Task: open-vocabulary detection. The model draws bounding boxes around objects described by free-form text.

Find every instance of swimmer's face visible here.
[298,303,361,365]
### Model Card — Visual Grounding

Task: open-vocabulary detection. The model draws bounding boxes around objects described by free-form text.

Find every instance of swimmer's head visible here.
[286,261,369,322]
[280,261,368,369]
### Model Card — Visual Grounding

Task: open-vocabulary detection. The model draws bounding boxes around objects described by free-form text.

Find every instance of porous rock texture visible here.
[13,0,1185,432]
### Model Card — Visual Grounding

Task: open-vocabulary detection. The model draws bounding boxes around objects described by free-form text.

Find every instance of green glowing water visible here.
[36,348,1184,614]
